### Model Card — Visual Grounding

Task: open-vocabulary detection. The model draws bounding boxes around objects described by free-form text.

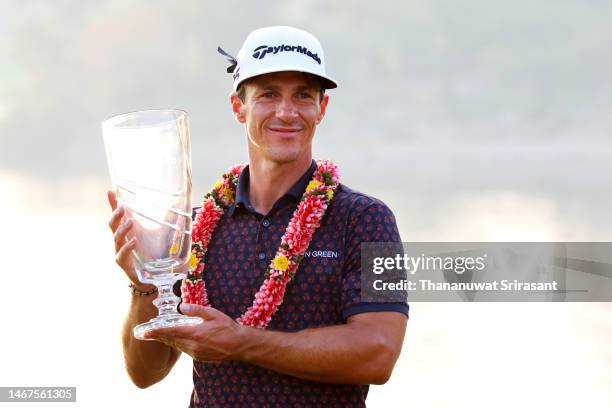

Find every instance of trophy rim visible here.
[101,109,188,130]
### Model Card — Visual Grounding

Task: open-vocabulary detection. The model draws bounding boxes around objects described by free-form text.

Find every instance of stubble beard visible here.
[261,144,304,165]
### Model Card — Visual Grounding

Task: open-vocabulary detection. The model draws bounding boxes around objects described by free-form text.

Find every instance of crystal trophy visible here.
[102,109,202,340]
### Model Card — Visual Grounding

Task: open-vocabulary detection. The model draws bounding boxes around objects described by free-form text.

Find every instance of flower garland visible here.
[181,160,340,328]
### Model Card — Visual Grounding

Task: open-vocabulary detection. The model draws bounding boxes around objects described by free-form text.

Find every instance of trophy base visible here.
[133,315,203,340]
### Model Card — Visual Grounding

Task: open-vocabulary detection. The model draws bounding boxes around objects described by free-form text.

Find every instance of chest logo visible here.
[304,250,338,258]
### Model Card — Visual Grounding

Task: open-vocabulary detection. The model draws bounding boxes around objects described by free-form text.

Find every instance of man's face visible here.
[231,71,329,164]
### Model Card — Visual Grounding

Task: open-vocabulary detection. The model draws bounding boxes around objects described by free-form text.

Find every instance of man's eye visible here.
[298,92,313,99]
[261,92,275,98]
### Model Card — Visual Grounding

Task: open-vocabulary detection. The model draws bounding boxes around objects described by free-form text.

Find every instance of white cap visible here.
[219,26,338,92]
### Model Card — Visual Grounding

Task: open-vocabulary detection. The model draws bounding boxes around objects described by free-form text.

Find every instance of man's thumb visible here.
[180,303,216,319]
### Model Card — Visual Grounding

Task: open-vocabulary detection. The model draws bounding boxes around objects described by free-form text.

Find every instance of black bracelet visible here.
[129,283,158,297]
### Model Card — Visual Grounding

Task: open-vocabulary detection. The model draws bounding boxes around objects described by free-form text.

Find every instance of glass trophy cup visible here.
[102,109,202,340]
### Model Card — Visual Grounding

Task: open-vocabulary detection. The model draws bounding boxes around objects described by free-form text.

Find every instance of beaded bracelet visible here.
[129,282,158,297]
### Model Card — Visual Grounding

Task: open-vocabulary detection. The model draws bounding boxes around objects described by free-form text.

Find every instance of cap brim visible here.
[234,65,338,92]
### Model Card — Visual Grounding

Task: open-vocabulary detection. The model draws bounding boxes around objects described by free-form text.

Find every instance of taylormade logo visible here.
[252,44,321,64]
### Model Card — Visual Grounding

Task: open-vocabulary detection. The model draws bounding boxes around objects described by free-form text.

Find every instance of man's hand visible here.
[107,190,153,290]
[142,304,245,362]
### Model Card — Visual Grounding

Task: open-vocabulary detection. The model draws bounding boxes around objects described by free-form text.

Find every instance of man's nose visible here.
[275,97,298,121]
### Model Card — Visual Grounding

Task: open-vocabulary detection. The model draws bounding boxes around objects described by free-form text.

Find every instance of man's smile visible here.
[266,125,303,136]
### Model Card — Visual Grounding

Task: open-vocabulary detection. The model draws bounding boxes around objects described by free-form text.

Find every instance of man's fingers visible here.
[107,190,117,211]
[114,219,133,252]
[108,206,125,232]
[180,304,221,321]
[145,334,179,349]
[144,326,197,341]
[116,236,137,268]
[144,333,200,355]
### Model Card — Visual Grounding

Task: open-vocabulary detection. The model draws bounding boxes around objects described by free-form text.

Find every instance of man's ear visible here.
[230,92,246,123]
[316,94,330,124]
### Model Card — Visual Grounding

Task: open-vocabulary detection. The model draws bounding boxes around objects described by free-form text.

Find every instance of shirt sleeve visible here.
[341,196,409,320]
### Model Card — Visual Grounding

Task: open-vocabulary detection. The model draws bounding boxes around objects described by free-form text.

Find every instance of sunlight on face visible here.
[238,71,328,165]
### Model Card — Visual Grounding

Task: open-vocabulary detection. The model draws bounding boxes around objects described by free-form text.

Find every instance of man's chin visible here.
[263,149,305,165]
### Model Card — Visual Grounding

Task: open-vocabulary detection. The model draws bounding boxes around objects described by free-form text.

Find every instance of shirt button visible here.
[262,219,270,227]
[258,252,266,260]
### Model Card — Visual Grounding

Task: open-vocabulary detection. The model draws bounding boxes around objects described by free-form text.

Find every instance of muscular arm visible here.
[145,305,407,385]
[237,311,407,384]
[121,296,181,388]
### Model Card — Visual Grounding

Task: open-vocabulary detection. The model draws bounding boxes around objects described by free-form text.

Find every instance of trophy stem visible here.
[154,282,182,317]
[133,279,203,340]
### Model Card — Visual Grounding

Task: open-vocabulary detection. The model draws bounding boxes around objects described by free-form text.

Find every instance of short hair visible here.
[236,74,326,103]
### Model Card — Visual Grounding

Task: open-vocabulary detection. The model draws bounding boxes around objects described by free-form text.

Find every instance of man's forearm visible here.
[234,312,407,385]
[121,295,180,388]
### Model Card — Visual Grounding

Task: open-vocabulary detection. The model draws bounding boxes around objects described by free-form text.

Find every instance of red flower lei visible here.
[181,160,340,328]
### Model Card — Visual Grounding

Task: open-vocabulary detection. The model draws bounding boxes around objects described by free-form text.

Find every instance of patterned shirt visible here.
[181,160,408,407]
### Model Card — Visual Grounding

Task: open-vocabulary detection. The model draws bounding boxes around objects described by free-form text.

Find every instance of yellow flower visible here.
[221,186,234,202]
[214,179,223,190]
[306,180,322,193]
[326,190,334,201]
[272,254,289,272]
[189,252,200,270]
[169,242,180,255]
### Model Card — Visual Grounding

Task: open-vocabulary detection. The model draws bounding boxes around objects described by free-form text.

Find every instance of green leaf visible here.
[322,172,332,185]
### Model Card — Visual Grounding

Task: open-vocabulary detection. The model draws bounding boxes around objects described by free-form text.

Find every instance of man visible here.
[107,26,408,407]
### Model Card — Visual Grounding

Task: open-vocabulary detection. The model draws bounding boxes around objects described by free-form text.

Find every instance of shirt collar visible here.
[229,160,317,216]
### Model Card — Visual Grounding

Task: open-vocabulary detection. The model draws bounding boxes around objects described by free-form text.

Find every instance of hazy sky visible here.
[2,0,612,176]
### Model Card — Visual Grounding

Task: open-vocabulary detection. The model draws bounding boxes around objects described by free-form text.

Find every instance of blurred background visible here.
[1,0,611,406]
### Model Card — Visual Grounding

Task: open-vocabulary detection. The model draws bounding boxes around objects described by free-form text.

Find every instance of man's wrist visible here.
[232,323,276,364]
[129,282,158,296]
[232,324,257,362]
